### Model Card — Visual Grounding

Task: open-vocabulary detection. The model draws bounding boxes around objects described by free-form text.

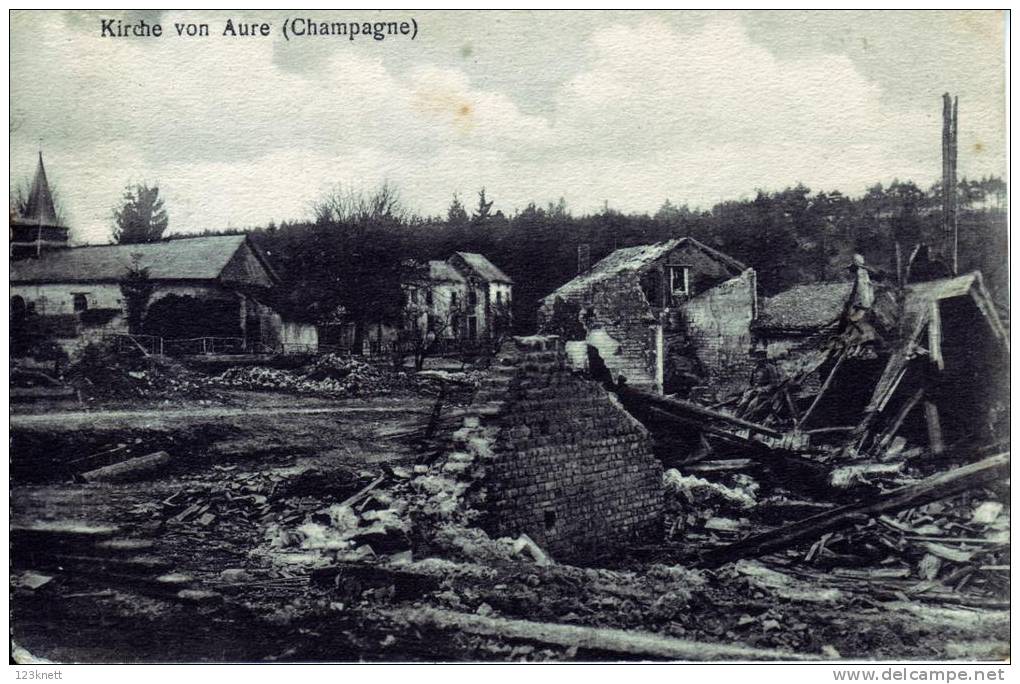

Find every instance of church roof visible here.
[18,152,62,227]
[10,234,276,285]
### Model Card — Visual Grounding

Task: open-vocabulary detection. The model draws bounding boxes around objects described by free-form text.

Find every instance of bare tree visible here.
[312,181,406,225]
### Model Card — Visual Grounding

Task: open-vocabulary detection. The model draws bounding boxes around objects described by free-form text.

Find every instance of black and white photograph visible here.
[7,9,1011,668]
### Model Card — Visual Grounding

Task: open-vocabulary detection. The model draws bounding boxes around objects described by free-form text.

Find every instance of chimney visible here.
[577,244,591,274]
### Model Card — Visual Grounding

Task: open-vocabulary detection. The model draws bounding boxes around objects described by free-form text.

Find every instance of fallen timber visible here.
[700,452,1009,568]
[616,385,784,440]
[382,607,817,661]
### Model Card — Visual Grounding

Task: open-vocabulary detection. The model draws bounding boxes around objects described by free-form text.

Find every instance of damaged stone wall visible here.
[447,335,663,560]
[680,270,757,395]
[539,274,660,391]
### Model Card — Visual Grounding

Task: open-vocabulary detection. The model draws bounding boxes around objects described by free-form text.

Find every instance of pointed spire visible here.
[23,151,61,226]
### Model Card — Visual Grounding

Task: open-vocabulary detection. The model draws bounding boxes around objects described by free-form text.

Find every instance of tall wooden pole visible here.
[941,93,959,274]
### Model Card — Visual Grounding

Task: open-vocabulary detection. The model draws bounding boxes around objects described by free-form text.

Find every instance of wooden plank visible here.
[783,388,801,424]
[338,474,386,509]
[81,451,173,483]
[617,385,783,439]
[923,401,945,456]
[384,607,815,661]
[701,452,1009,568]
[875,388,925,452]
[796,352,845,429]
[928,302,944,371]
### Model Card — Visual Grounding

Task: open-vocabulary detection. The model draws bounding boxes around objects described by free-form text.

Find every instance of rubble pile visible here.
[123,464,371,574]
[211,356,486,400]
[212,356,422,397]
[68,343,212,400]
[803,494,1009,591]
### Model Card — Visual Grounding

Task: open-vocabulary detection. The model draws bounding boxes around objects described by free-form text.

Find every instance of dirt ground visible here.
[9,387,1010,663]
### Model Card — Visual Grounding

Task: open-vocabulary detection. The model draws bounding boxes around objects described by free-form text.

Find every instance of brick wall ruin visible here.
[446,335,664,560]
[680,269,757,394]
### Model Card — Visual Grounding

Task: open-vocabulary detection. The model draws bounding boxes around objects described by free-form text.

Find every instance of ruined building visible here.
[439,335,664,560]
[412,252,513,344]
[538,238,756,398]
[751,256,1009,455]
[328,252,513,355]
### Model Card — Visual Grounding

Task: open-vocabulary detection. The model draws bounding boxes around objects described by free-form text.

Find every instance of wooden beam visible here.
[928,302,944,371]
[783,388,801,424]
[924,401,945,455]
[617,385,783,439]
[81,451,173,484]
[875,388,925,452]
[796,352,845,429]
[383,606,816,661]
[701,452,1008,568]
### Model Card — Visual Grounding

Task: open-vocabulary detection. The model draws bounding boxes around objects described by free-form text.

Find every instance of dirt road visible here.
[11,402,427,430]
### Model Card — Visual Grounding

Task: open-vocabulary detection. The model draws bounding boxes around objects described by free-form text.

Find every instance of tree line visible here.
[244,177,1008,336]
[20,175,1006,339]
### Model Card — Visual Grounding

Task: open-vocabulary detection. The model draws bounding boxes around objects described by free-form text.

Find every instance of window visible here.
[468,289,478,307]
[451,292,458,308]
[73,293,89,312]
[669,266,690,296]
[425,289,433,306]
[496,290,503,305]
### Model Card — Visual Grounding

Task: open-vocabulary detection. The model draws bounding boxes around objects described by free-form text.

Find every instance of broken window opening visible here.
[544,510,557,529]
[669,265,690,297]
[72,293,89,312]
[639,269,664,307]
[11,295,27,320]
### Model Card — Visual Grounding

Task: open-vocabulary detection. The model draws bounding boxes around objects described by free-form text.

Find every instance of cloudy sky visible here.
[10,10,1007,244]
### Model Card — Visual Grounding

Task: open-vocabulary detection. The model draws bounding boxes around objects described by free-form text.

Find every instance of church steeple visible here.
[23,151,61,227]
[10,152,70,259]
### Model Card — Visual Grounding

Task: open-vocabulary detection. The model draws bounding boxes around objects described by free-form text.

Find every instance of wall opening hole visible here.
[544,510,557,529]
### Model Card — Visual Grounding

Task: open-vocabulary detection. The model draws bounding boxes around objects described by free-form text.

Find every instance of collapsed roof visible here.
[543,237,747,306]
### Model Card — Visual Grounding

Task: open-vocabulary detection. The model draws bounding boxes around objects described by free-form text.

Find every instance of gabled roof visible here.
[10,234,276,285]
[454,252,513,283]
[543,237,745,305]
[17,152,62,227]
[756,281,854,332]
[429,260,465,282]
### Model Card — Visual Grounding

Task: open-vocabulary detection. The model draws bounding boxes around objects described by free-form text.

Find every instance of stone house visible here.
[406,252,513,344]
[320,252,512,356]
[538,237,757,397]
[10,233,317,357]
